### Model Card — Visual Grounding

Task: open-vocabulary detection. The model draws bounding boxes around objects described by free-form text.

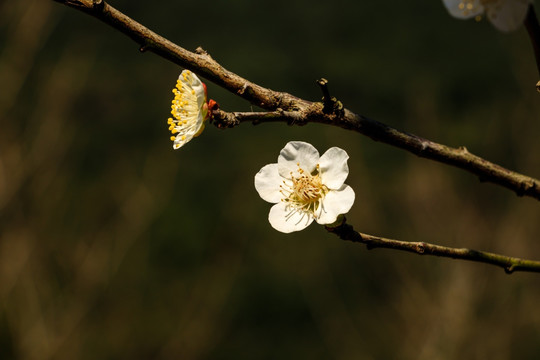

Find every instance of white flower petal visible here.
[254,163,284,204]
[278,141,320,178]
[168,70,208,150]
[255,141,356,233]
[319,147,350,190]
[442,0,484,19]
[171,113,204,149]
[485,0,530,32]
[316,185,355,225]
[186,71,207,108]
[268,202,314,233]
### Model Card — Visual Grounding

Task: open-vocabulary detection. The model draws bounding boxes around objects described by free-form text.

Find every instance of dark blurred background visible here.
[1,0,540,359]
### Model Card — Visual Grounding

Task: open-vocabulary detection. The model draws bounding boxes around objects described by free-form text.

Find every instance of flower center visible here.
[280,163,328,219]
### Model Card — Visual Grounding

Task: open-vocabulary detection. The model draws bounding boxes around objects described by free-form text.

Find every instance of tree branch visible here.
[53,0,305,110]
[54,0,540,202]
[325,218,540,274]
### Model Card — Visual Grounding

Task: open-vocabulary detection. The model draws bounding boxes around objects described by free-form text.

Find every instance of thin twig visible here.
[213,109,540,201]
[524,4,540,91]
[325,218,540,274]
[54,0,540,201]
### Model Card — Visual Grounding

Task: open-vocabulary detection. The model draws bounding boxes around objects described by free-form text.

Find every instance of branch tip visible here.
[316,78,343,116]
[316,78,330,97]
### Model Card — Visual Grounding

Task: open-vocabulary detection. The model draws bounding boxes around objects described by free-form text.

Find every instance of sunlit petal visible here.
[278,141,319,178]
[316,185,355,225]
[255,163,284,203]
[268,202,314,233]
[319,147,350,190]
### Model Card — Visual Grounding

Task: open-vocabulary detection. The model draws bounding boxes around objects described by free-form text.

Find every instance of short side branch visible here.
[326,218,540,274]
[213,109,540,201]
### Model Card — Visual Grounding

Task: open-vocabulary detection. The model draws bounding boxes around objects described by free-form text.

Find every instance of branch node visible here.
[238,83,252,96]
[419,140,429,152]
[505,264,515,274]
[273,93,284,109]
[195,46,213,58]
[286,110,297,126]
[516,181,535,197]
[211,109,239,129]
[316,78,344,116]
[195,46,206,55]
[416,243,426,254]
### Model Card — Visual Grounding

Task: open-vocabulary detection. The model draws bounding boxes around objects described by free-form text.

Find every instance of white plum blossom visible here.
[442,0,532,32]
[167,70,209,149]
[255,141,355,233]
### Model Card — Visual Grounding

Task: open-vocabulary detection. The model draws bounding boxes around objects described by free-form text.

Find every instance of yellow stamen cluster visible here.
[456,0,500,18]
[280,163,328,219]
[456,0,481,16]
[167,70,205,149]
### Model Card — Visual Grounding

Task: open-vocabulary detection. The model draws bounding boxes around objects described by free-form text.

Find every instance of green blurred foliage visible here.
[1,0,540,359]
